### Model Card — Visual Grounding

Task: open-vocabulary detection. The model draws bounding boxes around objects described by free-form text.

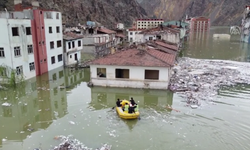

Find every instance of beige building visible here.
[136,19,164,29]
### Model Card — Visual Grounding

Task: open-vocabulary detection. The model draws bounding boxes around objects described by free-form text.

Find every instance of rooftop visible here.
[63,32,83,40]
[97,27,116,34]
[139,26,180,34]
[90,47,175,67]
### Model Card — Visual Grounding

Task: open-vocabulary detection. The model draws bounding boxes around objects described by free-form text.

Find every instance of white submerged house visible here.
[89,46,176,89]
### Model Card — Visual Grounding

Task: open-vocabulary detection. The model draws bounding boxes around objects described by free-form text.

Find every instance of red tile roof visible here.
[97,27,116,34]
[154,41,178,51]
[90,48,175,67]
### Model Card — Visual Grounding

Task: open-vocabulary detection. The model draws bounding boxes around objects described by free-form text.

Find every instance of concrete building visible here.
[136,19,164,30]
[135,26,183,46]
[63,32,83,66]
[0,0,63,80]
[89,44,176,90]
[127,28,143,43]
[115,23,124,29]
[189,16,210,32]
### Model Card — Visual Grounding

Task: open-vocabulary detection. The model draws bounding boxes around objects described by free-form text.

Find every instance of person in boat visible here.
[124,103,129,113]
[130,97,136,106]
[116,98,122,107]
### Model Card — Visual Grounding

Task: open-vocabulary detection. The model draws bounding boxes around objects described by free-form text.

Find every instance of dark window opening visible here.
[97,68,106,78]
[72,41,75,48]
[59,70,64,78]
[78,40,81,47]
[56,26,60,33]
[49,26,52,33]
[0,47,5,57]
[50,41,54,49]
[26,27,31,35]
[57,40,62,48]
[51,56,55,64]
[12,27,19,36]
[56,13,59,19]
[115,69,129,79]
[52,73,57,80]
[68,42,71,49]
[27,45,33,54]
[57,54,62,62]
[144,70,159,80]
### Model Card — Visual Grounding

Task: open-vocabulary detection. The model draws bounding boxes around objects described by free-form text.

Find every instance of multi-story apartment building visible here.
[136,19,164,30]
[0,0,63,80]
[189,16,210,32]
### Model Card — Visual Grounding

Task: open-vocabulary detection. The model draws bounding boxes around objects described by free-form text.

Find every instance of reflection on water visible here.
[89,86,173,111]
[184,27,250,62]
[0,67,88,148]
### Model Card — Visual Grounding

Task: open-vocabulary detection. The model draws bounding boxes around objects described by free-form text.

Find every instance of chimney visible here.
[14,0,23,11]
[32,1,39,9]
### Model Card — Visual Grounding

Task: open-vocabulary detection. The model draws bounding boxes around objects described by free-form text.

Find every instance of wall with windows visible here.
[64,39,82,66]
[44,12,63,71]
[0,18,36,79]
[90,65,171,89]
[127,30,138,43]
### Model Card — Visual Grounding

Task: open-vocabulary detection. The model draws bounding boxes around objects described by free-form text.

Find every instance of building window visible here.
[29,62,35,71]
[70,55,72,58]
[59,70,64,78]
[57,40,62,48]
[12,27,19,36]
[16,65,23,75]
[68,42,71,49]
[115,69,129,79]
[130,32,132,35]
[51,56,55,64]
[149,37,153,40]
[72,41,75,48]
[26,27,31,35]
[57,54,62,62]
[27,45,33,54]
[56,13,59,19]
[0,47,5,57]
[56,26,60,33]
[14,46,21,57]
[49,26,52,33]
[78,40,81,47]
[97,68,106,78]
[50,41,54,49]
[145,70,159,80]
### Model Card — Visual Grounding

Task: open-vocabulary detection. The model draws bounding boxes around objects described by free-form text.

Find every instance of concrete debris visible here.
[169,57,250,107]
[52,135,112,150]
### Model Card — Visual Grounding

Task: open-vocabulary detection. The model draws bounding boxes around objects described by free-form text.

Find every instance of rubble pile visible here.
[169,57,250,107]
[52,135,112,150]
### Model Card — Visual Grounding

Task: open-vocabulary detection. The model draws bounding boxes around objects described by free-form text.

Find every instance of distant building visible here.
[115,23,124,29]
[0,0,63,80]
[136,19,164,30]
[63,32,83,66]
[189,16,210,32]
[89,43,176,89]
[127,28,143,43]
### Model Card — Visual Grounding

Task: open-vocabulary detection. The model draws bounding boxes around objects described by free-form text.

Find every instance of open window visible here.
[144,70,159,80]
[115,69,129,79]
[97,68,106,78]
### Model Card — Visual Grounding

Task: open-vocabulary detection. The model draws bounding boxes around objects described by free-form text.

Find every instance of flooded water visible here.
[1,26,250,150]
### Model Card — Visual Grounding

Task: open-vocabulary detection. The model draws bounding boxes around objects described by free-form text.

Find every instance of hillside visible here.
[0,0,147,28]
[138,0,246,26]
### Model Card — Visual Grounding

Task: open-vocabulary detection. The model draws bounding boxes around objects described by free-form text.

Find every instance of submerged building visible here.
[0,0,63,80]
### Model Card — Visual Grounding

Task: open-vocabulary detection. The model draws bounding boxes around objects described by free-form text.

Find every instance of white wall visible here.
[0,18,36,79]
[117,23,124,29]
[90,65,170,89]
[162,33,180,44]
[44,12,63,71]
[64,39,82,65]
[127,30,139,42]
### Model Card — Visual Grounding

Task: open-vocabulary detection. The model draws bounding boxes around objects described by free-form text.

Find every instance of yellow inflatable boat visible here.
[116,100,140,120]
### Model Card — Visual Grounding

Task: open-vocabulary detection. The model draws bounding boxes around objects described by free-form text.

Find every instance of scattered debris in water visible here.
[2,102,11,106]
[52,135,112,150]
[169,57,250,108]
